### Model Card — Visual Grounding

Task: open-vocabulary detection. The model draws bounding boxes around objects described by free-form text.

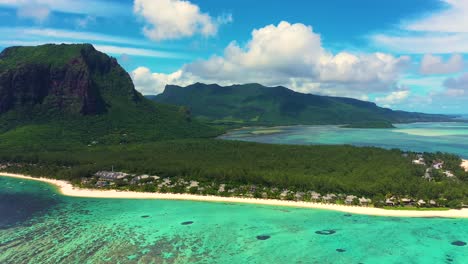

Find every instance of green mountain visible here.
[0,44,219,149]
[152,83,455,126]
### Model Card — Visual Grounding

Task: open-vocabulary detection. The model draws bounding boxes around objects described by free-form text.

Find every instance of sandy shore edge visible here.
[1,172,467,218]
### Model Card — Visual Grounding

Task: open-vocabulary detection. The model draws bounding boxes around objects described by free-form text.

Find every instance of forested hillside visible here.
[152,83,455,126]
[0,44,219,147]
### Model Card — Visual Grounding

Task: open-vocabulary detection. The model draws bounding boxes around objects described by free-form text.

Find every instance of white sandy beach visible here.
[462,159,468,172]
[1,172,468,218]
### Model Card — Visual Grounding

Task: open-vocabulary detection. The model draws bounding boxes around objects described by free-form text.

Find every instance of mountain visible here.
[152,83,455,126]
[0,44,219,148]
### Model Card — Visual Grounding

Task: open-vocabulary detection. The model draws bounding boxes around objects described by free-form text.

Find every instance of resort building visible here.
[359,197,371,206]
[432,161,444,170]
[385,199,395,206]
[345,195,357,205]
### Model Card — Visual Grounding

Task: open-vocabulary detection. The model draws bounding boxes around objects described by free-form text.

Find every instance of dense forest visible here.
[1,139,467,207]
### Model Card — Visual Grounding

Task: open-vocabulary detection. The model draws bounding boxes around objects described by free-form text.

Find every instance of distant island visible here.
[1,44,467,212]
[342,121,396,129]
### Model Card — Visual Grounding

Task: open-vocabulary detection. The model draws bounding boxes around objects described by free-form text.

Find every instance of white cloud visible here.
[16,1,50,22]
[443,72,468,96]
[76,16,96,29]
[372,33,468,54]
[0,39,183,59]
[375,89,411,107]
[420,53,464,74]
[133,21,410,97]
[404,0,468,33]
[371,0,468,54]
[0,27,145,46]
[0,27,185,59]
[131,67,195,94]
[93,45,184,59]
[133,0,230,41]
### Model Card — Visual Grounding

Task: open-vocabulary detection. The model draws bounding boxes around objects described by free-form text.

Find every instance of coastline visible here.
[2,172,468,218]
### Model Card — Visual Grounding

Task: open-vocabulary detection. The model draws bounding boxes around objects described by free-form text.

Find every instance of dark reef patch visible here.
[0,192,60,229]
[451,241,466,246]
[181,221,194,225]
[256,235,271,240]
[343,214,352,217]
[336,249,346,253]
[315,230,336,235]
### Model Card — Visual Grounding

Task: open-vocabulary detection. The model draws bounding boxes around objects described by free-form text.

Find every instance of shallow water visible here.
[1,176,467,263]
[220,122,468,158]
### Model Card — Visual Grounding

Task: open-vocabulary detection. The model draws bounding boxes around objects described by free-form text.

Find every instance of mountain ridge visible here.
[151,82,455,126]
[0,44,219,148]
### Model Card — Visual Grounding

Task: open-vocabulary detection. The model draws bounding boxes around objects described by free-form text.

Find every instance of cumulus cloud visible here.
[372,0,468,54]
[131,67,195,94]
[375,89,411,107]
[420,53,464,74]
[134,0,230,41]
[132,21,410,98]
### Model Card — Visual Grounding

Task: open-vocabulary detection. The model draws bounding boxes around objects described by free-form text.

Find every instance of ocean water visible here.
[1,176,467,264]
[220,122,468,158]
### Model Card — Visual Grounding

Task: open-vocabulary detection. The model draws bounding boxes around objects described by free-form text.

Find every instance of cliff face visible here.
[0,44,137,116]
[0,44,219,145]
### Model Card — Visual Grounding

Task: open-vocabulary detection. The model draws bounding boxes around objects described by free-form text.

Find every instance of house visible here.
[359,197,371,206]
[131,175,160,184]
[385,199,395,206]
[80,178,91,185]
[401,198,414,205]
[280,190,289,199]
[443,171,455,178]
[95,171,128,180]
[432,160,444,170]
[95,180,109,188]
[322,193,337,203]
[295,192,305,200]
[429,200,437,206]
[218,184,226,193]
[412,157,425,165]
[412,154,425,165]
[345,195,357,205]
[417,199,426,206]
[310,192,321,201]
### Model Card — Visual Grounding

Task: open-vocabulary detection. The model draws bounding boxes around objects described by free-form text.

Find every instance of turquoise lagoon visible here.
[220,122,468,158]
[1,176,467,263]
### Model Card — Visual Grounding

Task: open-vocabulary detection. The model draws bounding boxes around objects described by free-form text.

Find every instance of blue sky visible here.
[0,0,467,114]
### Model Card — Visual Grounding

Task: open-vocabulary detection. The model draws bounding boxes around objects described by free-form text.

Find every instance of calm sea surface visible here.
[1,176,467,263]
[220,122,468,158]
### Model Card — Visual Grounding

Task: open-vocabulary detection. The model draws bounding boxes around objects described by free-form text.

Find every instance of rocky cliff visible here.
[0,44,139,116]
[0,44,218,145]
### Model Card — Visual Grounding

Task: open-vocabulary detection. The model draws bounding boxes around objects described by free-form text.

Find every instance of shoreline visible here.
[2,172,468,218]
